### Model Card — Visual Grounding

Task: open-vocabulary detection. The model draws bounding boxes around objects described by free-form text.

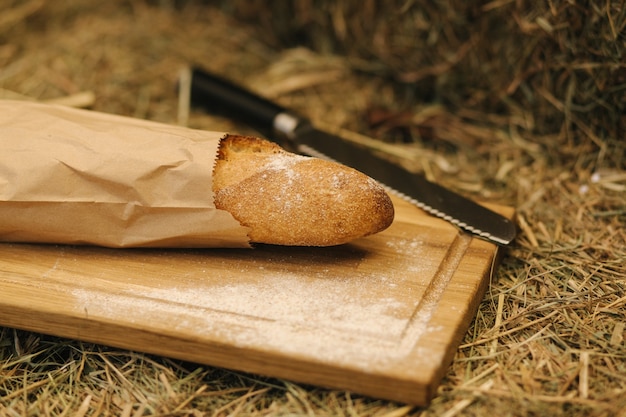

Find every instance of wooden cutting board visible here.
[0,195,514,405]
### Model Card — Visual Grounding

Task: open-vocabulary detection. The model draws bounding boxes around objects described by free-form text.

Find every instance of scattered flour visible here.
[71,271,414,368]
[263,153,307,177]
[68,234,451,371]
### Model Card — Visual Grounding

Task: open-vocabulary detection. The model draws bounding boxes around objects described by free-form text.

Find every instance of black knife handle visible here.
[189,67,294,134]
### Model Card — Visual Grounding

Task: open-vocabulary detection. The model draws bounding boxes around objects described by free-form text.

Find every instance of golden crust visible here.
[213,135,394,246]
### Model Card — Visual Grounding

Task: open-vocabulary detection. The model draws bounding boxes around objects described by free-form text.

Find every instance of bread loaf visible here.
[212,135,394,246]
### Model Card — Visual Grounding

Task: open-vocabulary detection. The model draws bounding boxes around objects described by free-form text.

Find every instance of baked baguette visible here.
[213,135,394,246]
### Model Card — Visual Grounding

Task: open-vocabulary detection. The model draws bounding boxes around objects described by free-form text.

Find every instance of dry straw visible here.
[1,0,625,416]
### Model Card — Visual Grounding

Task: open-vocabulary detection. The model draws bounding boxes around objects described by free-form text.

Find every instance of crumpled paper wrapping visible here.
[0,100,251,248]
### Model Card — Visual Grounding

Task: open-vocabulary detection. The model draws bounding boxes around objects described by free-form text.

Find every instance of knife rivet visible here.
[273,112,301,140]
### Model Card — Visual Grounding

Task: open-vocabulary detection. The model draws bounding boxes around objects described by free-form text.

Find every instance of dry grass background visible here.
[1,0,625,415]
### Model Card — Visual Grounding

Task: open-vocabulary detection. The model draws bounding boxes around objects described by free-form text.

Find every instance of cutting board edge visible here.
[409,237,508,401]
[0,301,435,406]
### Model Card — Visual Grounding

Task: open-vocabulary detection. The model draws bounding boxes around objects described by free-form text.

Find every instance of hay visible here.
[227,0,626,144]
[1,0,625,416]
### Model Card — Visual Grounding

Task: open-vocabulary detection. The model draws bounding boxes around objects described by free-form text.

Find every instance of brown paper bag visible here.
[0,100,250,248]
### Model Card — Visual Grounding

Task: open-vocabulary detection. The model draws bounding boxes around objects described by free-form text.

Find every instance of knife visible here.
[186,67,516,246]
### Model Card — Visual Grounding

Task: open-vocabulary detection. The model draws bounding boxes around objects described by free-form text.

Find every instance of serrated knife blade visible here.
[186,67,516,245]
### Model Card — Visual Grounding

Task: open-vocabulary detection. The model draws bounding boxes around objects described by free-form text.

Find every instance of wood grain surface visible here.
[0,195,514,405]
